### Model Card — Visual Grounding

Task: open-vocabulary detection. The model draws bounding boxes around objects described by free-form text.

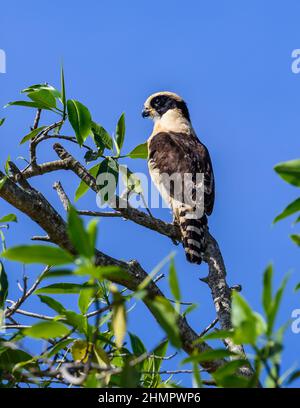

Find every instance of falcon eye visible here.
[152,95,168,108]
[154,97,162,106]
[150,95,176,115]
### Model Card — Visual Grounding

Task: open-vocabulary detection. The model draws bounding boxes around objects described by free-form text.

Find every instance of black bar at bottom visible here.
[1,388,300,406]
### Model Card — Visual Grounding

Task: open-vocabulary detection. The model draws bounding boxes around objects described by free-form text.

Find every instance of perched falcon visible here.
[142,92,215,264]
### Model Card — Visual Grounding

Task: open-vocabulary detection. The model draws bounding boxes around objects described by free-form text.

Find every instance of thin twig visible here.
[38,134,92,151]
[5,267,50,318]
[6,306,54,321]
[31,235,51,242]
[199,317,219,337]
[30,109,42,165]
[1,324,30,329]
[78,210,122,218]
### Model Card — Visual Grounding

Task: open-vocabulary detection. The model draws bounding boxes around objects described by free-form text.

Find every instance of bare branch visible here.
[53,181,71,211]
[0,169,223,373]
[31,235,51,242]
[22,159,71,178]
[53,142,182,240]
[38,134,93,151]
[78,210,122,217]
[8,161,33,191]
[1,324,30,329]
[7,306,54,321]
[199,317,219,337]
[5,267,50,318]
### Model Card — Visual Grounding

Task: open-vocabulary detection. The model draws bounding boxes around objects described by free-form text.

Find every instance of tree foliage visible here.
[0,70,298,388]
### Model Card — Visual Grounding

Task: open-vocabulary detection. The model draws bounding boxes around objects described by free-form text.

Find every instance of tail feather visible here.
[179,210,207,264]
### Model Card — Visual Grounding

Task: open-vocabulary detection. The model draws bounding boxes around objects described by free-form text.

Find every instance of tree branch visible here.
[7,141,259,380]
[47,144,255,375]
[0,169,223,373]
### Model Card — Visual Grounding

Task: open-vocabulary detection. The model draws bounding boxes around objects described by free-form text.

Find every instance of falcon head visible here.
[142,91,190,122]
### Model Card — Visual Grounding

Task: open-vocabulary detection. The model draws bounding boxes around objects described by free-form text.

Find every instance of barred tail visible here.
[179,210,208,265]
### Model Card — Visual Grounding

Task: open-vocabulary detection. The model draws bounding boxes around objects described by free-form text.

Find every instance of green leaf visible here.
[273,198,300,223]
[112,302,127,348]
[0,176,7,190]
[149,296,181,348]
[111,288,127,348]
[78,284,95,314]
[28,89,57,109]
[67,206,93,258]
[232,292,266,344]
[87,219,98,250]
[0,176,7,191]
[267,275,288,336]
[41,269,74,280]
[287,370,300,385]
[120,360,140,388]
[67,99,91,146]
[84,372,101,388]
[75,163,100,202]
[182,303,198,317]
[193,362,203,388]
[20,126,46,145]
[128,142,148,159]
[214,373,250,388]
[263,264,273,316]
[61,66,66,116]
[35,283,87,295]
[152,339,168,372]
[200,330,233,342]
[22,83,61,99]
[100,266,131,281]
[84,150,101,163]
[96,158,119,203]
[47,338,73,358]
[168,258,181,302]
[24,321,69,339]
[274,159,300,187]
[63,310,88,334]
[2,245,74,265]
[5,100,52,109]
[183,349,234,364]
[290,234,300,246]
[115,113,125,153]
[119,165,142,194]
[4,155,10,175]
[71,339,92,362]
[0,348,33,370]
[75,265,131,283]
[91,121,113,150]
[38,295,66,314]
[0,261,8,309]
[129,332,147,356]
[0,213,17,223]
[232,291,255,327]
[0,118,5,127]
[213,359,248,383]
[137,252,175,291]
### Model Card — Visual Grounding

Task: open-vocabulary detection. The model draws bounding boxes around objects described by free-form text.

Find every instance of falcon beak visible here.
[142,107,150,118]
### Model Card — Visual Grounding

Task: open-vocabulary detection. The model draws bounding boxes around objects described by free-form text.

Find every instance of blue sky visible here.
[1,0,300,387]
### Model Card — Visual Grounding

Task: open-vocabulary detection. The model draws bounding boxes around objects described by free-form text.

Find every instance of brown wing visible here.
[148,131,215,216]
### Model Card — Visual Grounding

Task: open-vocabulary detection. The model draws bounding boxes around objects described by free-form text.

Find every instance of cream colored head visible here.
[142,91,190,122]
